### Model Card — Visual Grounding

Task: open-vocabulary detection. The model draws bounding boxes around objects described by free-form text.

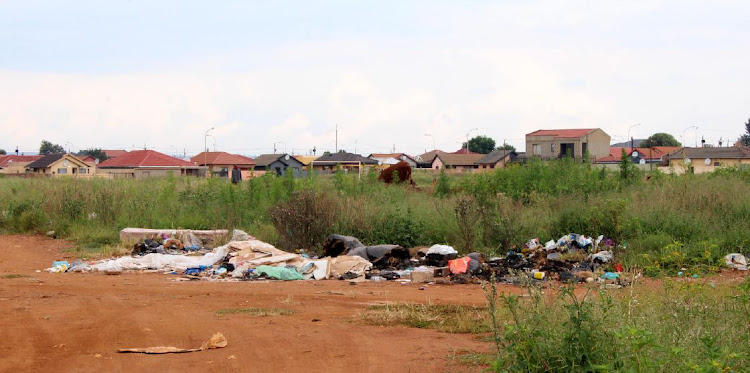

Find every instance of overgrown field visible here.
[2,160,750,274]
[363,277,750,372]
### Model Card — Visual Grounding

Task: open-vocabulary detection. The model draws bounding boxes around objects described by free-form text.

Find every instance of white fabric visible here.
[91,245,231,272]
[426,244,458,256]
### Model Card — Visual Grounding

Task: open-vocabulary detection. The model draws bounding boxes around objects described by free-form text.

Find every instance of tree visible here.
[462,135,496,154]
[496,143,516,151]
[78,148,109,162]
[641,133,681,148]
[739,118,750,146]
[39,140,65,155]
[0,149,5,155]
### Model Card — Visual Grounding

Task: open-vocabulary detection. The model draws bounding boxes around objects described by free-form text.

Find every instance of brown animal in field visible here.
[378,161,416,187]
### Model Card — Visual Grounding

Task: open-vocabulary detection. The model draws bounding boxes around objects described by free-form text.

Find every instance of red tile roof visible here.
[190,152,255,166]
[97,150,194,168]
[595,146,681,163]
[527,129,597,138]
[452,148,479,155]
[103,149,128,158]
[0,155,43,167]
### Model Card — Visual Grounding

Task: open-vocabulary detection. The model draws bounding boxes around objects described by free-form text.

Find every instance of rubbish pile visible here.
[45,227,747,284]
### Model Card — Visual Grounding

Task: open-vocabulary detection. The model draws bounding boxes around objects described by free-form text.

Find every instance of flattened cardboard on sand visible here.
[118,332,227,354]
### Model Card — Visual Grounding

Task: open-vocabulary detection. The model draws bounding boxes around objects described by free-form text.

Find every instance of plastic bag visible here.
[449,257,471,275]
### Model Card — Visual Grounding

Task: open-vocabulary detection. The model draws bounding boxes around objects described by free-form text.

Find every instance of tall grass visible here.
[481,276,750,372]
[1,161,750,272]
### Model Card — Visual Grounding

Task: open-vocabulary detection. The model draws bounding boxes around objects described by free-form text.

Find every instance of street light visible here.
[424,134,436,151]
[627,123,641,151]
[682,125,697,147]
[465,128,478,154]
[204,126,214,177]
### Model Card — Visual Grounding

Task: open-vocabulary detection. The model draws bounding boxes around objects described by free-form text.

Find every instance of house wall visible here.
[263,160,303,176]
[33,157,93,177]
[431,157,444,170]
[207,164,254,179]
[97,168,187,179]
[0,163,31,174]
[397,156,418,168]
[526,129,611,160]
[668,158,750,174]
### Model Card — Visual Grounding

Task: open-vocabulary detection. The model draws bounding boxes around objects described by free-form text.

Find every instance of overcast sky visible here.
[1,0,748,156]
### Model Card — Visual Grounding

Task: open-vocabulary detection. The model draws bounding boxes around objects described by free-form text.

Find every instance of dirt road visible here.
[0,235,496,372]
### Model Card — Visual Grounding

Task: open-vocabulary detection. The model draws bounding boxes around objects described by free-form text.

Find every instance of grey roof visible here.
[26,154,66,169]
[314,152,378,164]
[669,146,750,160]
[476,149,517,164]
[253,154,302,167]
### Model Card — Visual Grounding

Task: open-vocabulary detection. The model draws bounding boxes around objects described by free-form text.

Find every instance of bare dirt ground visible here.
[0,235,497,372]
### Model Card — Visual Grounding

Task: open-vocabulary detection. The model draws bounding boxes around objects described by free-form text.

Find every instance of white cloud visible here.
[1,0,749,154]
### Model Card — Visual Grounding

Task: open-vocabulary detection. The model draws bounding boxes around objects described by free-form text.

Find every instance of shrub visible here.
[268,189,337,251]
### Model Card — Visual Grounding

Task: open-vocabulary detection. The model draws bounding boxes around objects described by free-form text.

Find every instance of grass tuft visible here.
[215,307,295,317]
[0,274,28,279]
[361,303,491,334]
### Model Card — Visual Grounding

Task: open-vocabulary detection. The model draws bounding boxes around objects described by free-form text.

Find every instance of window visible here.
[532,144,541,155]
[714,162,720,167]
[57,168,67,174]
[79,168,87,174]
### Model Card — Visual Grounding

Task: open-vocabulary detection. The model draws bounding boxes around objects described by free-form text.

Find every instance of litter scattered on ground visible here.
[44,228,748,286]
[118,332,227,354]
[725,253,748,271]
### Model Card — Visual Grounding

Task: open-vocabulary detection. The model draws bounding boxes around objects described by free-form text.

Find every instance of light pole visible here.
[204,126,214,177]
[424,134,436,151]
[627,123,641,151]
[682,125,697,147]
[465,128,478,154]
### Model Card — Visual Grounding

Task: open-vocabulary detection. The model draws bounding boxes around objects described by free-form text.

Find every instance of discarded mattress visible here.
[119,228,236,245]
[347,244,411,269]
[323,234,365,257]
[91,244,232,272]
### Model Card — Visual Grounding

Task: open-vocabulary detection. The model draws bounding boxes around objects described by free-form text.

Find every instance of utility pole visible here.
[335,124,338,153]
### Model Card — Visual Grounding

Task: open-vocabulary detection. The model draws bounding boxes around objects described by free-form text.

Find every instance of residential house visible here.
[595,147,680,165]
[666,146,750,174]
[431,153,484,171]
[191,151,256,179]
[0,155,43,174]
[416,150,446,168]
[368,153,418,168]
[310,152,378,172]
[476,149,519,170]
[253,154,305,176]
[26,154,93,177]
[526,128,611,160]
[96,150,204,179]
[294,155,320,170]
[103,150,128,159]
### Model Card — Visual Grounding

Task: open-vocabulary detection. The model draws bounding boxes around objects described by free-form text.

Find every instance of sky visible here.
[1,0,749,156]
